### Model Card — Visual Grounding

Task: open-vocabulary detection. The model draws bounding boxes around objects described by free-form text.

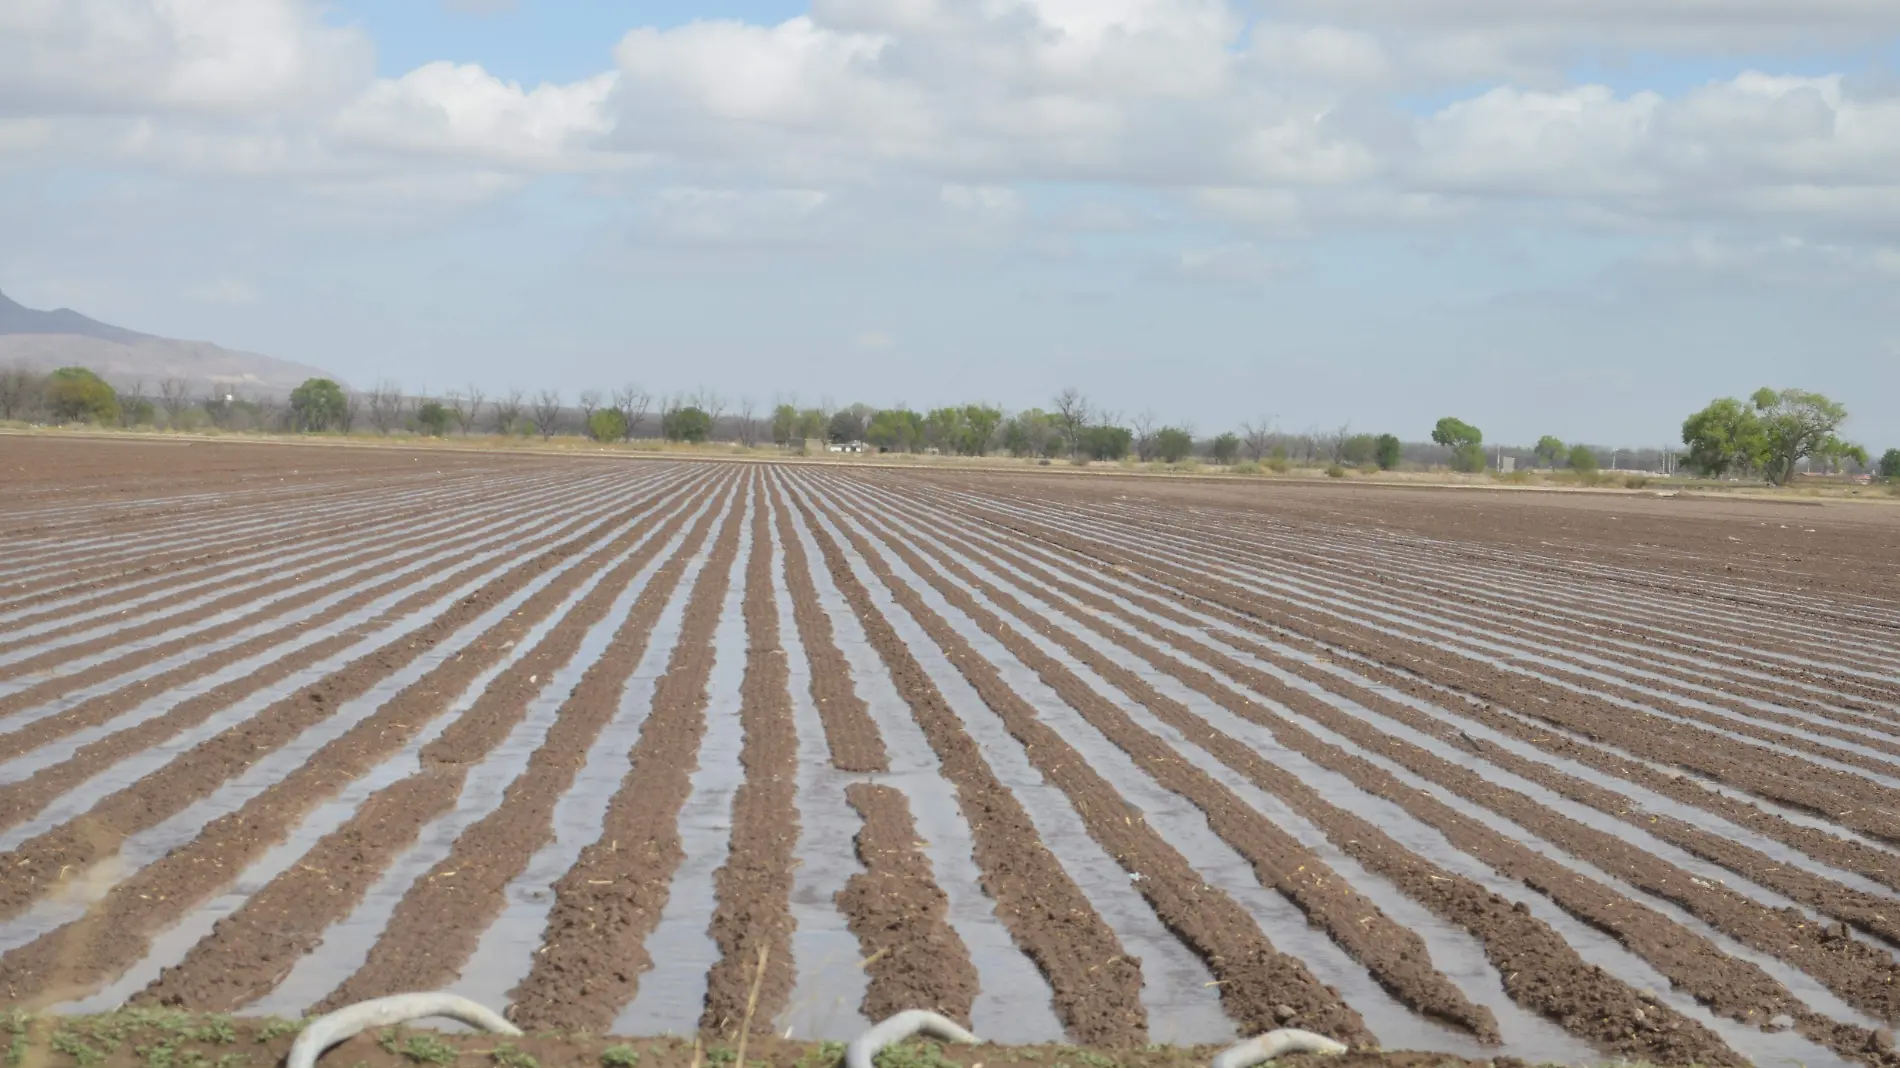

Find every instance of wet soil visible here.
[504,483,748,1032]
[784,487,1149,1049]
[837,782,980,1025]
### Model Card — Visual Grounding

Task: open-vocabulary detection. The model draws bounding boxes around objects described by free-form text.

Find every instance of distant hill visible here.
[0,290,341,394]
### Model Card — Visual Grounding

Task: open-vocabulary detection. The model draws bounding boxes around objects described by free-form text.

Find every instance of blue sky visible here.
[3,0,1899,450]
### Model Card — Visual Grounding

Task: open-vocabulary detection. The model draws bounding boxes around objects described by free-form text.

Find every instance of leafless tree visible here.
[612,383,650,442]
[736,396,760,447]
[578,388,602,429]
[532,389,563,441]
[366,380,404,435]
[157,378,190,425]
[1241,418,1276,461]
[0,365,39,421]
[201,384,238,429]
[456,385,484,435]
[492,388,525,435]
[1131,410,1158,462]
[694,387,726,442]
[1051,387,1090,457]
[252,391,282,433]
[114,379,147,428]
[340,391,360,433]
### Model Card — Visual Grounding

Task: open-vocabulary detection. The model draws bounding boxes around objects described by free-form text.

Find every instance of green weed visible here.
[600,1046,642,1068]
[399,1034,460,1067]
[870,1041,961,1068]
[489,1044,538,1068]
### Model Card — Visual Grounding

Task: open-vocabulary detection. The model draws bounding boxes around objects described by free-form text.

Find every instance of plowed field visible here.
[4,437,1900,1068]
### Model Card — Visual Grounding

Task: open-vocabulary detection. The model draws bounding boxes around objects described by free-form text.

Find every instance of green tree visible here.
[1209,432,1240,465]
[588,409,628,442]
[795,408,828,441]
[1079,424,1133,461]
[1431,417,1482,449]
[959,404,1003,457]
[289,378,347,432]
[828,408,866,443]
[1681,397,1766,479]
[923,407,967,453]
[866,408,923,452]
[662,405,713,443]
[1750,387,1862,484]
[416,400,452,437]
[1877,449,1900,479]
[771,404,799,446]
[1001,410,1057,458]
[45,367,119,424]
[1533,435,1566,468]
[1340,434,1379,466]
[1431,417,1484,473]
[1153,427,1193,463]
[1567,444,1599,473]
[1374,434,1402,471]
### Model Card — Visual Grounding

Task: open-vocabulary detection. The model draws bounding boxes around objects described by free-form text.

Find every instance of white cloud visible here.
[334,63,619,168]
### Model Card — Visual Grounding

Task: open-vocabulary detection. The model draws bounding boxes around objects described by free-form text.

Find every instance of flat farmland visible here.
[3,438,1900,1068]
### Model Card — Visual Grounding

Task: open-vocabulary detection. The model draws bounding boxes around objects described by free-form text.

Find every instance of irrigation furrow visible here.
[504,479,749,1032]
[123,475,718,1012]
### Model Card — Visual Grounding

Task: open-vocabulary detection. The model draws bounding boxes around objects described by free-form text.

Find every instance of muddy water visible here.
[1015,549,1882,1039]
[854,499,1591,1063]
[49,520,661,1015]
[817,504,1236,1047]
[451,491,731,1015]
[245,510,703,1017]
[889,491,1853,1068]
[770,515,873,1041]
[780,495,1063,1045]
[0,472,665,707]
[0,505,639,962]
[612,497,752,1036]
[1047,553,1900,1002]
[0,487,667,850]
[0,471,556,640]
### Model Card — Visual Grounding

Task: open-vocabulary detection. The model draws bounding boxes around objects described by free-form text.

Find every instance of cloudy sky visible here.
[3,0,1898,448]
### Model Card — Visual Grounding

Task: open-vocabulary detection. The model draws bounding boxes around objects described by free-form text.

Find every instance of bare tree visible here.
[0,365,39,421]
[157,378,190,425]
[366,380,404,435]
[578,388,602,430]
[1241,417,1276,461]
[1051,387,1090,457]
[202,384,237,429]
[532,389,563,441]
[1131,410,1158,462]
[736,396,760,448]
[696,387,726,442]
[341,391,360,433]
[252,391,282,433]
[612,383,650,442]
[492,388,525,435]
[115,379,147,428]
[456,385,485,435]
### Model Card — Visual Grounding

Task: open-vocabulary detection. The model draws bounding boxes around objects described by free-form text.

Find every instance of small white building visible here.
[827,440,866,454]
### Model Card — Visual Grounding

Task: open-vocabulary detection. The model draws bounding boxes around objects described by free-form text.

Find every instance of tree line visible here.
[6,362,1892,483]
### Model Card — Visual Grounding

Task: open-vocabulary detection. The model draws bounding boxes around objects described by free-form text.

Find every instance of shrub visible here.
[1449,443,1486,473]
[289,378,347,431]
[588,409,628,442]
[661,405,713,443]
[1374,434,1402,470]
[1232,461,1263,475]
[1325,464,1348,478]
[1153,427,1193,463]
[46,367,119,424]
[1267,457,1290,474]
[415,401,451,437]
[1209,432,1240,465]
[1568,444,1599,473]
[1623,475,1649,489]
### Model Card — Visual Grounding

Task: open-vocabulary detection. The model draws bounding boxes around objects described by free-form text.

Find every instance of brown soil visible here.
[504,480,749,1032]
[834,782,979,1026]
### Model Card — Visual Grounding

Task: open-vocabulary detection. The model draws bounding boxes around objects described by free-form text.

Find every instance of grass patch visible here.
[600,1047,642,1068]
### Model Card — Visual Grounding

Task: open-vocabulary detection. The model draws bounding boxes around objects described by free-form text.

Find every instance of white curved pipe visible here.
[287,993,523,1068]
[1209,1030,1348,1068]
[845,1011,980,1068]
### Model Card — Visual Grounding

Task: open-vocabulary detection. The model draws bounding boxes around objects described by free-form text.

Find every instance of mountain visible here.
[0,290,341,394]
